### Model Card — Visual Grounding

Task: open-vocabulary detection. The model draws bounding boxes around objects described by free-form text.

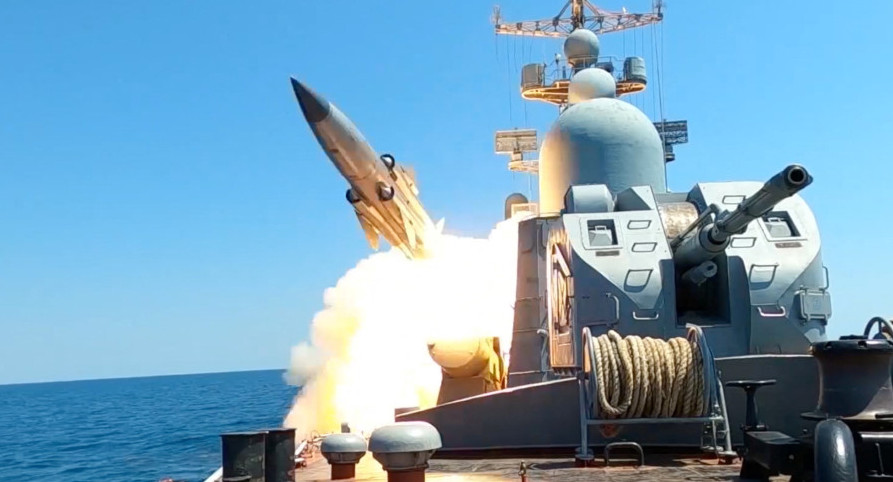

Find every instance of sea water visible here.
[0,370,298,481]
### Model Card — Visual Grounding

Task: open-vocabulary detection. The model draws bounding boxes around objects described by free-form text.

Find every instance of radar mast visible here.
[492,0,686,184]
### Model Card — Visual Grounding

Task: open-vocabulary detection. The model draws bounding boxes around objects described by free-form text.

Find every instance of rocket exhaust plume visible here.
[283,214,529,438]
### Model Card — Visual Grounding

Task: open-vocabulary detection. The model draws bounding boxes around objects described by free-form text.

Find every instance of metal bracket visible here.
[604,441,644,467]
[796,289,831,324]
[632,309,660,321]
[756,305,787,318]
[606,292,620,322]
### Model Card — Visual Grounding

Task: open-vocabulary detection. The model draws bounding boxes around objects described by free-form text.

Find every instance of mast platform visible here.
[521,77,645,105]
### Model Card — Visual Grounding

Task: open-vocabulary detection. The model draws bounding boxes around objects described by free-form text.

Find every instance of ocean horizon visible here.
[0,367,290,387]
[0,369,300,481]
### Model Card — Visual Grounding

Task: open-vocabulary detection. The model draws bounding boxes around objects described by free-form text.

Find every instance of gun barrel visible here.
[674,164,812,270]
[710,164,812,243]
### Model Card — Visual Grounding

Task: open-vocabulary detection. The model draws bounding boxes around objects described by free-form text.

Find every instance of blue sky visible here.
[2,1,892,384]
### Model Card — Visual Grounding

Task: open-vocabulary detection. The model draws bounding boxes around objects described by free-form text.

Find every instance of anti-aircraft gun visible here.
[673,164,813,277]
[507,126,828,381]
[670,165,815,317]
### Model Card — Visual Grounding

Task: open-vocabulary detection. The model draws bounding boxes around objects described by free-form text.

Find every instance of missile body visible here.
[291,78,435,259]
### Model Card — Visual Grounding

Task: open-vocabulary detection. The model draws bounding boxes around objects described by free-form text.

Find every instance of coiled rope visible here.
[586,328,706,419]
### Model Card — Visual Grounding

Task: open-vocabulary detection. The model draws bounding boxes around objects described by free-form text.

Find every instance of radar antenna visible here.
[492,0,663,38]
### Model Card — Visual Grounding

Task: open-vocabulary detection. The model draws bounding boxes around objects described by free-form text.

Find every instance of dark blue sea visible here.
[0,370,299,482]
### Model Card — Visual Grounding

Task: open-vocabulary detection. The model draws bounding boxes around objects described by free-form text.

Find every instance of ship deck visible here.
[294,453,784,481]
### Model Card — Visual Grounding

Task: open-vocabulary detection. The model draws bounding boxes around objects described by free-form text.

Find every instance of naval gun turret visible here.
[506,34,831,392]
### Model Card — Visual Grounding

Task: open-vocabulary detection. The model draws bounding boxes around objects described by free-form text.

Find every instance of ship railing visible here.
[575,324,736,464]
[521,55,635,90]
[864,316,893,339]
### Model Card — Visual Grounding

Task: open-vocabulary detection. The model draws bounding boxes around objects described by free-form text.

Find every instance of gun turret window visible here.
[761,211,799,239]
[586,220,618,247]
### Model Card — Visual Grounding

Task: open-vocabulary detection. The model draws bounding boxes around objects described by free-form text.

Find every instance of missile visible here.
[290,78,437,259]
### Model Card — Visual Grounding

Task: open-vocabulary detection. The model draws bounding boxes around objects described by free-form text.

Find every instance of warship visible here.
[204,2,893,481]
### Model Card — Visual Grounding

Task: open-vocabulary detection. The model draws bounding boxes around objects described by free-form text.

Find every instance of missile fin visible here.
[355,211,381,251]
[394,166,419,195]
[399,205,417,250]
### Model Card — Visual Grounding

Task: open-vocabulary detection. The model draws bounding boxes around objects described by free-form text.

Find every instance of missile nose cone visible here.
[290,77,330,123]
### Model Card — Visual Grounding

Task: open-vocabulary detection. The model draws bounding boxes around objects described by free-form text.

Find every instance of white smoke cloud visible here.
[283,215,528,438]
[282,342,325,387]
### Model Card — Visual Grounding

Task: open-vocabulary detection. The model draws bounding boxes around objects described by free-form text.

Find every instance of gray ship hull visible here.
[398,355,818,454]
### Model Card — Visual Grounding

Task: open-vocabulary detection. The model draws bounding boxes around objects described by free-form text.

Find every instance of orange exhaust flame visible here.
[283,215,530,438]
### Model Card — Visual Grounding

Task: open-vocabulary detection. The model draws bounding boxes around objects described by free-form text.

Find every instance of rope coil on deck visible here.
[585,328,706,419]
